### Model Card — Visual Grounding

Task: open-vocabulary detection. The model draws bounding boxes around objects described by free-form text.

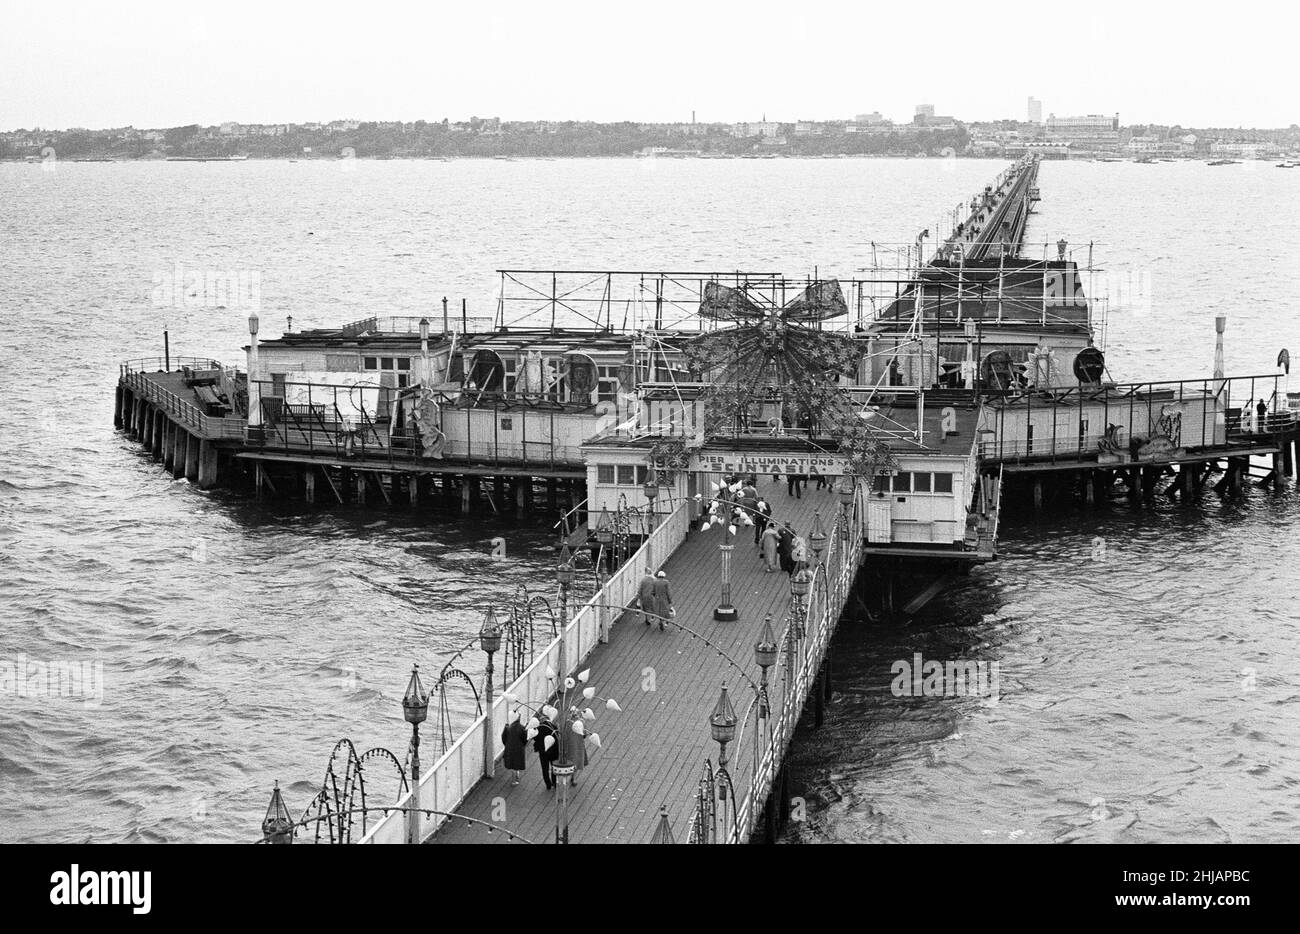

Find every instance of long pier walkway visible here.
[436,480,844,844]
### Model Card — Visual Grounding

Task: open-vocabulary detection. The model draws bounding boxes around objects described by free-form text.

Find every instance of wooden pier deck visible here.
[431,480,840,844]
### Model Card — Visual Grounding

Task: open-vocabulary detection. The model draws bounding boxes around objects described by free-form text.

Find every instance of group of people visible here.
[499,706,588,791]
[635,568,674,630]
[715,473,812,576]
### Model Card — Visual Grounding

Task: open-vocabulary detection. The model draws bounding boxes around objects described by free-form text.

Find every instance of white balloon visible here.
[527,717,540,730]
[587,732,602,750]
[582,686,596,699]
[542,705,558,720]
[605,698,622,712]
[545,666,556,680]
[571,720,586,736]
[728,525,737,536]
[582,707,596,721]
[543,735,555,751]
[502,692,517,703]
[578,669,591,683]
[526,728,538,741]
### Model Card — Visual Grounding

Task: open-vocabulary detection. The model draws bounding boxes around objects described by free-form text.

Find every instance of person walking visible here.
[652,570,673,631]
[739,477,758,518]
[760,521,780,572]
[791,529,808,573]
[777,523,795,574]
[785,473,804,498]
[637,566,657,627]
[753,497,772,546]
[534,712,558,790]
[565,707,587,787]
[501,710,529,786]
[1257,397,1269,433]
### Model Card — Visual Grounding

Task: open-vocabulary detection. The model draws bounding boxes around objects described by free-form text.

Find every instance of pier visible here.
[108,159,1300,845]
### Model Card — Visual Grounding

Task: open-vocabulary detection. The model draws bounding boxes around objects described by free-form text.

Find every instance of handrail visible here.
[359,497,694,844]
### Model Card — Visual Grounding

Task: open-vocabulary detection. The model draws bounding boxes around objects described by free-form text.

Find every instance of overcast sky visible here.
[0,0,1290,130]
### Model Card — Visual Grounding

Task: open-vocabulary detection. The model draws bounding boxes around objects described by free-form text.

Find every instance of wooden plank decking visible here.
[431,479,843,844]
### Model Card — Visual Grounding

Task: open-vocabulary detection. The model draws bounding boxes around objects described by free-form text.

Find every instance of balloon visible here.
[502,692,517,703]
[582,707,596,721]
[542,705,558,720]
[526,728,538,742]
[543,735,555,751]
[693,493,702,501]
[582,687,596,699]
[571,720,586,736]
[545,666,556,680]
[578,669,591,683]
[587,732,602,750]
[527,717,540,731]
[728,524,737,536]
[605,698,621,712]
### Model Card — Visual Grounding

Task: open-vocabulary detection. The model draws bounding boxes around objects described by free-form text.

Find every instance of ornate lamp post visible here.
[838,477,855,543]
[555,543,574,691]
[790,566,813,640]
[246,312,263,442]
[710,681,738,841]
[650,804,675,844]
[809,510,828,566]
[708,490,745,622]
[594,506,614,577]
[479,607,502,779]
[642,470,659,532]
[754,613,779,722]
[261,780,293,844]
[556,543,575,622]
[401,664,429,845]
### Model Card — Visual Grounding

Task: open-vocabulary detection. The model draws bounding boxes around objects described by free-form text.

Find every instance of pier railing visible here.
[687,485,865,843]
[977,374,1290,465]
[120,359,246,440]
[358,497,694,844]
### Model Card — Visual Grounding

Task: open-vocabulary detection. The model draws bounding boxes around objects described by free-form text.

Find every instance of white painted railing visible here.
[359,497,693,844]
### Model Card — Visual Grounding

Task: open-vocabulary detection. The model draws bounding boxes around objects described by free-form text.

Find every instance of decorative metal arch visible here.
[296,739,409,844]
[434,667,482,755]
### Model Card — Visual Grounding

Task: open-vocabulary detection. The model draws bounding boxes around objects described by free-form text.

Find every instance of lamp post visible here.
[642,471,659,532]
[710,681,738,841]
[809,510,827,567]
[246,312,263,441]
[838,477,855,543]
[401,664,429,845]
[754,613,778,723]
[261,780,293,844]
[709,491,744,622]
[419,316,430,385]
[790,566,813,640]
[594,506,614,576]
[479,607,502,779]
[650,804,675,844]
[556,543,574,685]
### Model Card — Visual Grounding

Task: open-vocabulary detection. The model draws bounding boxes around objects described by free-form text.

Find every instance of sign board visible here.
[691,452,851,476]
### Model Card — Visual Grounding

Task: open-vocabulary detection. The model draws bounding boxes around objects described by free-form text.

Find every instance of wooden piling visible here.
[304,468,316,503]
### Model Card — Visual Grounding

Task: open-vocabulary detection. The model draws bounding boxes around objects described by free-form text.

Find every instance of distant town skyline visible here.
[1,1,1293,131]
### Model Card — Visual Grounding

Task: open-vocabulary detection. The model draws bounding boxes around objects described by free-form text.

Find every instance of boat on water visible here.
[165,154,250,162]
[1276,161,1300,168]
[1208,159,1239,166]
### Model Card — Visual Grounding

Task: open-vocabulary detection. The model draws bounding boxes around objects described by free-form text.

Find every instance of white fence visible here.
[359,497,693,844]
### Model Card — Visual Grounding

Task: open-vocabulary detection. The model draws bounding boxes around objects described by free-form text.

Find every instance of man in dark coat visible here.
[753,498,772,546]
[777,523,795,574]
[501,711,529,786]
[652,570,673,631]
[534,714,558,790]
[637,566,657,626]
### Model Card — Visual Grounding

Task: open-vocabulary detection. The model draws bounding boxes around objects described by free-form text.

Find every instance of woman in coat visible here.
[777,524,795,574]
[501,711,529,786]
[533,714,558,790]
[760,522,780,572]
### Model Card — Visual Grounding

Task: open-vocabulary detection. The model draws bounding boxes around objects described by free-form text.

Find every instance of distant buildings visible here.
[1043,113,1120,151]
[1027,97,1042,125]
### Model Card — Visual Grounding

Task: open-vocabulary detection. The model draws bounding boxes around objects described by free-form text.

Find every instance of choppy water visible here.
[1,157,1297,843]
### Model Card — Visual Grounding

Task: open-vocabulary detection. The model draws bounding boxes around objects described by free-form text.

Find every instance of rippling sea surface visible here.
[1,157,1297,843]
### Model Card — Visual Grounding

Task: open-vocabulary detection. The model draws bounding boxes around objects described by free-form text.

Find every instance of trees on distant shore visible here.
[2,121,972,160]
